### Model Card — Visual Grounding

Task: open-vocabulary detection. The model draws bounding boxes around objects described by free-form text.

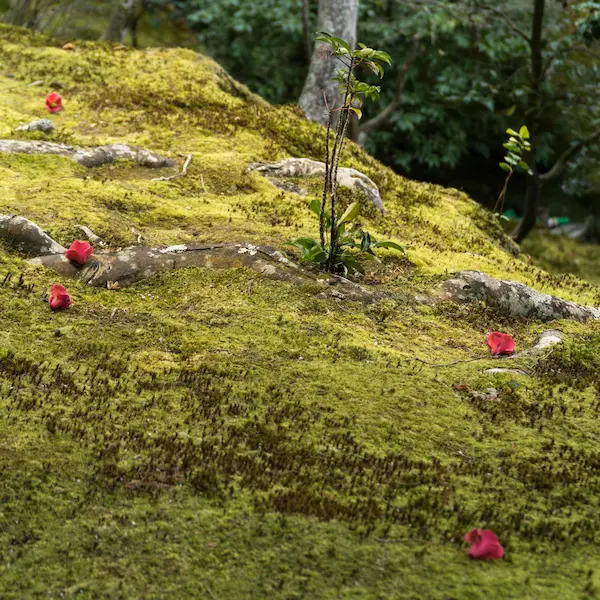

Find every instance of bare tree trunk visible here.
[302,0,312,63]
[102,0,135,43]
[511,0,545,243]
[299,0,359,125]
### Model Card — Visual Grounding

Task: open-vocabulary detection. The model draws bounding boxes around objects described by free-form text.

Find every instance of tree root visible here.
[250,158,385,213]
[0,215,376,302]
[28,243,379,302]
[0,140,174,168]
[439,270,599,322]
[1,216,598,316]
[0,215,65,256]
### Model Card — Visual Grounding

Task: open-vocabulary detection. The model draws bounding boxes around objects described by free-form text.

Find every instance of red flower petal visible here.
[486,332,515,356]
[48,284,72,311]
[65,240,94,265]
[45,92,63,113]
[465,529,504,560]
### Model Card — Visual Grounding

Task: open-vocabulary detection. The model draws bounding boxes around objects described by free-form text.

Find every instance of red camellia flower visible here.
[465,529,504,560]
[486,332,515,356]
[45,92,63,113]
[65,240,93,265]
[48,284,72,311]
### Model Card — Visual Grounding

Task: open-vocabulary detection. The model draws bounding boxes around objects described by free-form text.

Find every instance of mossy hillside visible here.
[1,25,600,599]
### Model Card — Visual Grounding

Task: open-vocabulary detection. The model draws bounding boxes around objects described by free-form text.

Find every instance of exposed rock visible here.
[0,140,174,168]
[15,119,55,133]
[250,158,384,213]
[439,270,600,322]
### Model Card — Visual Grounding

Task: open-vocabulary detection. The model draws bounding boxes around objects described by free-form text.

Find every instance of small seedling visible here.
[494,125,533,219]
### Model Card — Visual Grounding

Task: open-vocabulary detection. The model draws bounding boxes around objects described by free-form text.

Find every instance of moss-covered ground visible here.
[1,26,600,599]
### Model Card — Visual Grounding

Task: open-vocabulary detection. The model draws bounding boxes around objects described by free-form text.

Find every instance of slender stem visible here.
[320,103,332,248]
[328,57,354,271]
[494,170,513,215]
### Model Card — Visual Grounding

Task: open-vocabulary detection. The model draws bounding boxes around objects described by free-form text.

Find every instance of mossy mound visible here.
[1,25,600,599]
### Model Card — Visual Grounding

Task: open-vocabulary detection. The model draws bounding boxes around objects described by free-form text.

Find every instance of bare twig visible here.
[539,130,600,183]
[398,356,504,368]
[472,3,531,43]
[0,80,44,93]
[151,153,192,182]
[200,174,208,194]
[131,228,142,244]
[77,225,106,247]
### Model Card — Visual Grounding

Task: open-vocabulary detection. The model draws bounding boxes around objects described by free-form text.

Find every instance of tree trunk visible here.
[512,169,541,243]
[102,0,135,43]
[511,0,545,243]
[298,0,359,125]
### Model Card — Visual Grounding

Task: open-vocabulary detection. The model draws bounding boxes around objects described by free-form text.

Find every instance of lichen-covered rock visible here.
[0,140,174,168]
[250,158,385,212]
[15,118,55,133]
[440,270,600,321]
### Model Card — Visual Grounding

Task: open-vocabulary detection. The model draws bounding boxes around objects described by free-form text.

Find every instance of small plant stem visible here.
[494,169,514,215]
[320,94,332,248]
[328,56,355,271]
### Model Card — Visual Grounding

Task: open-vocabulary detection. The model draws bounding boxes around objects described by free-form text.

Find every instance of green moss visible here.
[0,25,600,599]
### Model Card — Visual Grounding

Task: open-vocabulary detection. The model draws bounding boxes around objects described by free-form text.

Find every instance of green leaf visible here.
[499,162,512,172]
[329,36,351,52]
[350,106,363,119]
[503,143,520,152]
[336,202,360,227]
[506,105,517,117]
[309,198,321,217]
[371,241,405,252]
[290,238,320,251]
[519,125,530,139]
[506,128,519,137]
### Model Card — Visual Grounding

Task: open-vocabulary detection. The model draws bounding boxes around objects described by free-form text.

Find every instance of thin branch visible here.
[397,356,503,368]
[151,153,192,182]
[359,35,420,136]
[0,79,44,93]
[77,225,106,247]
[539,130,600,183]
[472,3,531,43]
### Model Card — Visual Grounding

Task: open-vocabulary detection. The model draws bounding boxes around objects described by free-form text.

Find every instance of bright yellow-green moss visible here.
[1,25,600,600]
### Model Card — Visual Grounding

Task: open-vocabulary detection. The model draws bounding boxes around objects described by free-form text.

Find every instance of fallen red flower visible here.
[48,284,72,311]
[65,240,93,265]
[486,332,515,356]
[45,92,63,113]
[465,529,504,560]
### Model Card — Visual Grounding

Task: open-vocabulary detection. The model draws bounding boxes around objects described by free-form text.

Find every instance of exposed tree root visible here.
[0,140,174,168]
[439,270,599,322]
[28,243,378,302]
[0,215,65,256]
[1,216,598,316]
[250,158,385,213]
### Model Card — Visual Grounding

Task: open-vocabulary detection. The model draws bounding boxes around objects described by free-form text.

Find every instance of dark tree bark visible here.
[102,0,135,43]
[511,0,545,243]
[302,0,313,63]
[298,0,359,125]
